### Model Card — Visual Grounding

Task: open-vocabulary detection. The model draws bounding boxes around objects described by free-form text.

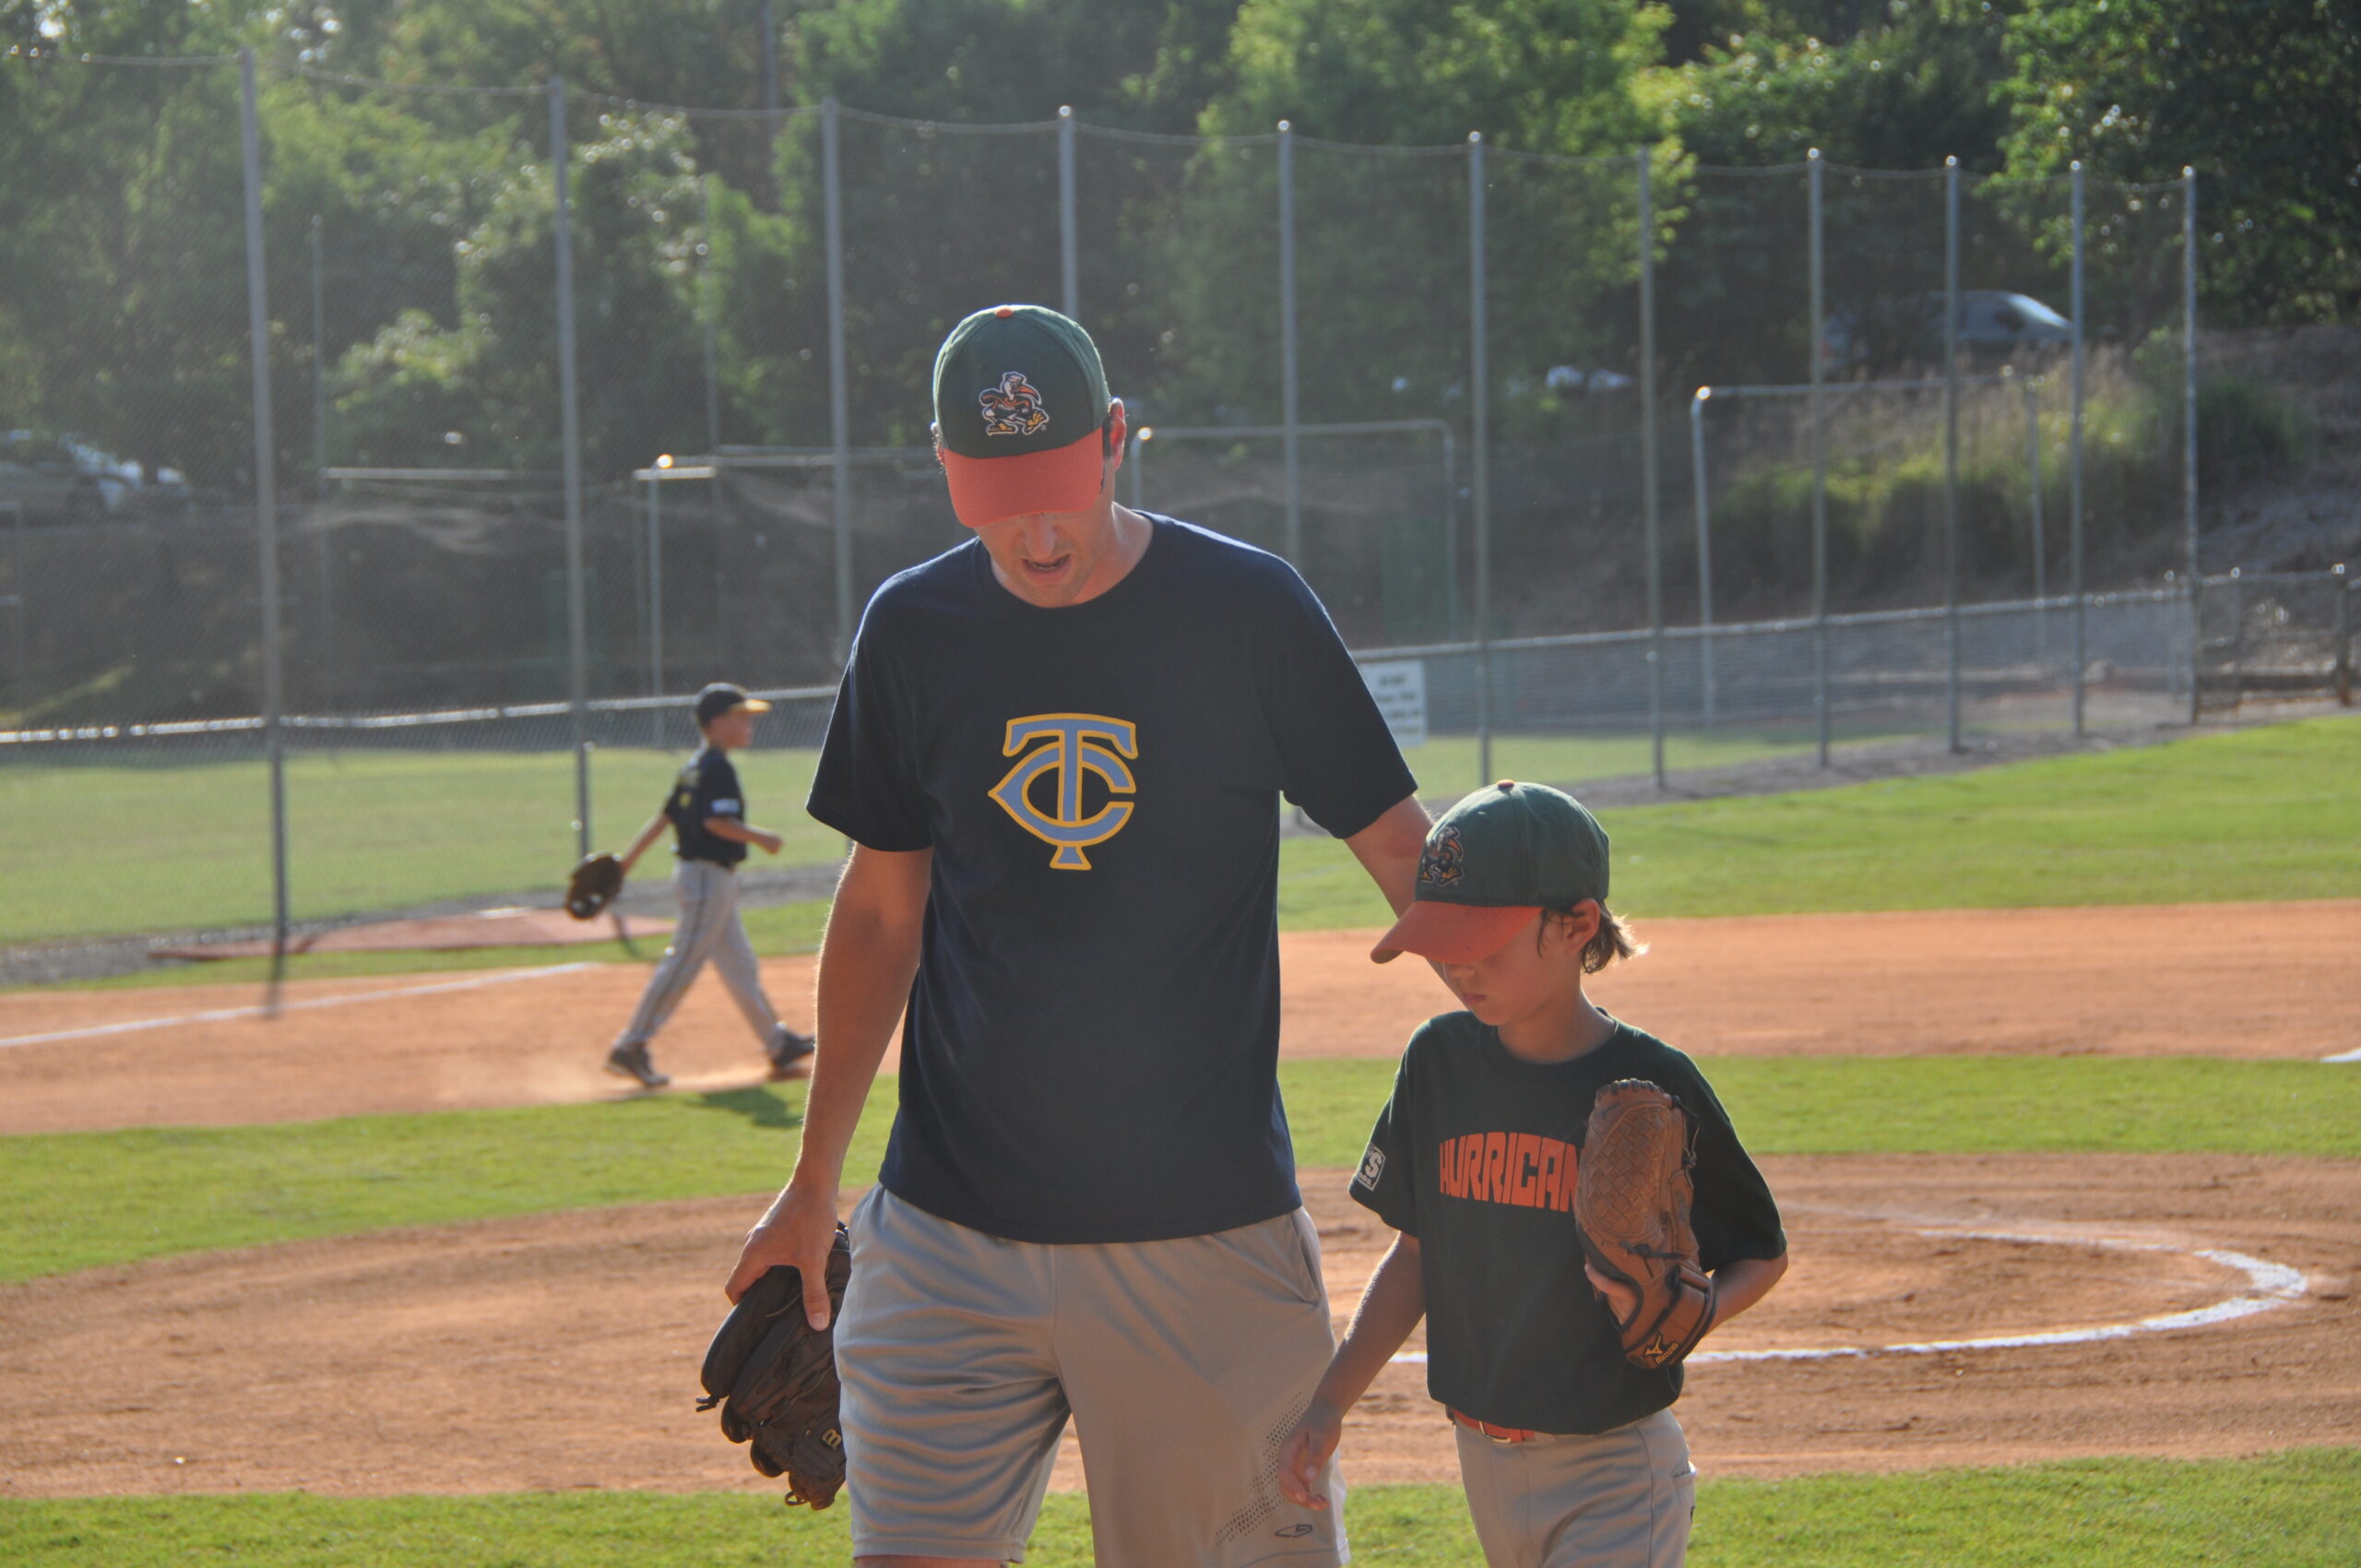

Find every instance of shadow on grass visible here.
[688,1086,803,1133]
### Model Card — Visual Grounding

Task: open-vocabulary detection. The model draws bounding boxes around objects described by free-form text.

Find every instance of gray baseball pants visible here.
[836,1185,1348,1566]
[611,859,785,1051]
[1453,1408,1695,1568]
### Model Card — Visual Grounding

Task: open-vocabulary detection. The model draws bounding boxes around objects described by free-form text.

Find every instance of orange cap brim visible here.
[1370,901,1540,965]
[942,428,1105,528]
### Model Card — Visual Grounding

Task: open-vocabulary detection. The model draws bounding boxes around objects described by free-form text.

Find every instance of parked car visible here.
[1821,291,2072,372]
[0,430,192,521]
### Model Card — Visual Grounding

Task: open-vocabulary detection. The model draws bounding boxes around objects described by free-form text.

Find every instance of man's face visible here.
[955,401,1129,609]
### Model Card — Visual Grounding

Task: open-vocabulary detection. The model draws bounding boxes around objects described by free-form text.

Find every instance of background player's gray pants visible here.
[611,860,784,1051]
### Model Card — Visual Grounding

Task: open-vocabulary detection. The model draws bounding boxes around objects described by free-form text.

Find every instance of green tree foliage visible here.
[2001,0,2361,324]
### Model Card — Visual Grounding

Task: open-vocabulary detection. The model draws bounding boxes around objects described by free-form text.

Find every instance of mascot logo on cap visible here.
[979,372,1050,438]
[990,713,1138,870]
[1418,825,1465,887]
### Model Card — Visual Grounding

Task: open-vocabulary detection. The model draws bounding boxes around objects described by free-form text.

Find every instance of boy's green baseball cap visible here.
[1370,781,1611,964]
[931,303,1112,528]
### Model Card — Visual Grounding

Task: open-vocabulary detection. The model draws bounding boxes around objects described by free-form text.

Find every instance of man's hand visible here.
[1276,1397,1344,1510]
[727,1178,843,1328]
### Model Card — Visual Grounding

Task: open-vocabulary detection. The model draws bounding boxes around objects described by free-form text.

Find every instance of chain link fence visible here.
[6,45,2343,964]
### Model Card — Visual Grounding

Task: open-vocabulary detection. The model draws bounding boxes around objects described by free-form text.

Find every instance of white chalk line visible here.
[2321,1045,2361,1063]
[0,962,601,1051]
[1386,1222,2308,1367]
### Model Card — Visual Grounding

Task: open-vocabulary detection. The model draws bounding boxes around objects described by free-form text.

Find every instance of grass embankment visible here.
[2,1450,2354,1566]
[29,714,2361,992]
[9,1056,2359,1286]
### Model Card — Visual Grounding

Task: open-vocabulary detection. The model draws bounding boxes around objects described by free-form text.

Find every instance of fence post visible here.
[1278,121,1301,566]
[1808,148,1829,766]
[1691,389,1715,727]
[1469,132,1492,788]
[2069,161,2087,736]
[699,173,723,453]
[1943,157,1963,753]
[2,502,25,711]
[2183,165,2201,726]
[823,99,854,663]
[647,472,664,744]
[240,48,291,992]
[310,213,334,710]
[1058,107,1079,321]
[2335,563,2352,707]
[2023,374,2047,661]
[551,77,592,857]
[1639,148,1664,788]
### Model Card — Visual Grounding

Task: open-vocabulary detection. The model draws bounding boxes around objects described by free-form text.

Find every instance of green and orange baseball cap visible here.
[1370,781,1611,964]
[931,304,1113,528]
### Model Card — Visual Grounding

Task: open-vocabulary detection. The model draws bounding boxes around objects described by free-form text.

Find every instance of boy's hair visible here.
[1541,901,1643,974]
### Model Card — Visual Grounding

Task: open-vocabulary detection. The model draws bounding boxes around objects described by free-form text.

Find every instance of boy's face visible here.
[702,707,756,749]
[1438,903,1599,1030]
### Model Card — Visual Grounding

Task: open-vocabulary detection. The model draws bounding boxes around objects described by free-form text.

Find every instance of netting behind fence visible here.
[6,49,2307,956]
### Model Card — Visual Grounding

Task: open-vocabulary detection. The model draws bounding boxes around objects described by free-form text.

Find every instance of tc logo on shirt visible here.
[990,713,1140,870]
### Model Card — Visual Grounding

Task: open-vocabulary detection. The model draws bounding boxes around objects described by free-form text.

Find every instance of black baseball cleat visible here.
[605,1041,671,1090]
[767,1028,816,1082]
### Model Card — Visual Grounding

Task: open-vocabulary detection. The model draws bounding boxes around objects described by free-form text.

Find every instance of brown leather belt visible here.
[1450,1408,1537,1443]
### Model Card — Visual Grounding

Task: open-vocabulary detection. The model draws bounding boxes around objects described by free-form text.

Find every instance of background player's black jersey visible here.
[1352,1013,1786,1435]
[809,515,1417,1245]
[667,745,749,866]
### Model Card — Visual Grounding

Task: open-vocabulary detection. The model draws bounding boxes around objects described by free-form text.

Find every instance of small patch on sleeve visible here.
[1353,1145,1387,1191]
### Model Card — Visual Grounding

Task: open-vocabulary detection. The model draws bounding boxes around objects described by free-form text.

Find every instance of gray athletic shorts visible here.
[1454,1408,1695,1568]
[836,1185,1348,1566]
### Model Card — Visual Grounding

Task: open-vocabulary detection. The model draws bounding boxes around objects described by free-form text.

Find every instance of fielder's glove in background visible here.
[699,1225,853,1509]
[1576,1078,1718,1371]
[563,852,624,921]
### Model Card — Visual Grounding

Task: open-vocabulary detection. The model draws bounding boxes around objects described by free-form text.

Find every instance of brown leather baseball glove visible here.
[698,1225,853,1509]
[1575,1078,1717,1371]
[563,852,624,921]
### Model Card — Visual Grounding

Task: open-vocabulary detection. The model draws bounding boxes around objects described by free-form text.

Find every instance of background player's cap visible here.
[694,683,771,726]
[1370,781,1611,964]
[931,304,1112,528]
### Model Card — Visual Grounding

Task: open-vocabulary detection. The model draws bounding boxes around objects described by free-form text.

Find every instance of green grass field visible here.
[7,716,2356,1560]
[2,1450,2354,1566]
[9,1056,2359,1286]
[20,714,2356,986]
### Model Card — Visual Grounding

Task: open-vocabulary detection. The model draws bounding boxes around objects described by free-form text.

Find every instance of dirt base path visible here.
[2,1155,2353,1499]
[3,901,2356,1135]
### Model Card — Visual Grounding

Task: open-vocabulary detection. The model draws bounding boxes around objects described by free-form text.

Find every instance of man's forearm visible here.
[789,903,920,1189]
[703,816,775,845]
[1345,794,1431,917]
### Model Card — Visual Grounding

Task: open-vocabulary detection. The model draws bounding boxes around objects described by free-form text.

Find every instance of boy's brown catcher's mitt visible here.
[698,1226,854,1508]
[1575,1079,1717,1370]
[563,852,624,920]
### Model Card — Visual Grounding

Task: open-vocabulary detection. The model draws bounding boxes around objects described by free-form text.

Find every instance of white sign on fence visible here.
[1359,659,1428,751]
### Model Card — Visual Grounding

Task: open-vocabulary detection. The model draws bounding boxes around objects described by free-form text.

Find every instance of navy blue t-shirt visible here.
[808,516,1418,1243]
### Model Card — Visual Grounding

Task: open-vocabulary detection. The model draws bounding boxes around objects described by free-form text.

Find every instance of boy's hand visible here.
[752,829,784,854]
[1585,1261,1641,1324]
[1276,1397,1343,1510]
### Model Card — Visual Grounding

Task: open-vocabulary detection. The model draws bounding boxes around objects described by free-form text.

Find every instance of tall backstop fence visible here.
[1,46,2339,958]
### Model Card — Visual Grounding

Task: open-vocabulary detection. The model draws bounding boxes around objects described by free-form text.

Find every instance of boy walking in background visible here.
[602,682,814,1091]
[1279,781,1788,1568]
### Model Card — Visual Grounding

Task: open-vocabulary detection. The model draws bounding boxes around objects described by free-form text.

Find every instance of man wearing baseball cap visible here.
[726,305,1440,1565]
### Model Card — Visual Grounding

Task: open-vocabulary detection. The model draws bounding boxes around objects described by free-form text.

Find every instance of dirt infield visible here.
[2,901,2355,1134]
[1,1155,2352,1498]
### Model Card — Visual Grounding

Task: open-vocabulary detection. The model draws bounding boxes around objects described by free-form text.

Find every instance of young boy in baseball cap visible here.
[1278,781,1789,1567]
[600,683,813,1090]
